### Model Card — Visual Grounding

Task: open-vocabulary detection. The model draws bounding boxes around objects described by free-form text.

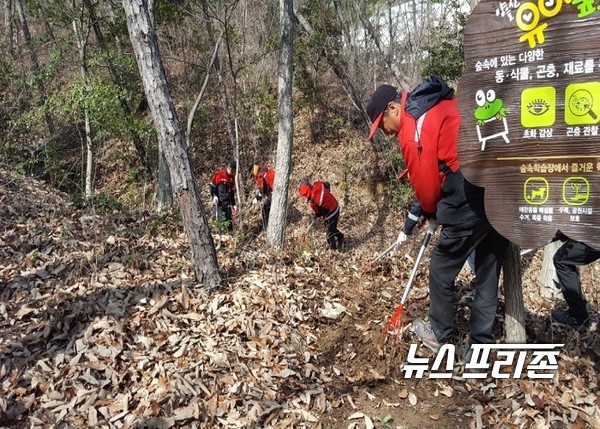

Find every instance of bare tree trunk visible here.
[123,0,221,287]
[156,143,173,211]
[15,0,54,134]
[73,18,94,203]
[504,242,526,343]
[83,0,154,179]
[202,1,246,230]
[267,0,293,248]
[293,7,370,125]
[4,0,13,53]
[540,240,561,299]
[186,33,222,149]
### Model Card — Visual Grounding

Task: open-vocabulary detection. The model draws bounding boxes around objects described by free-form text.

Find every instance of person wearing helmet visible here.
[299,179,344,250]
[208,161,237,231]
[251,164,276,230]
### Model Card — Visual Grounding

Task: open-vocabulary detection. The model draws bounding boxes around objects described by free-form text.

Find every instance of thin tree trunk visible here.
[540,240,561,299]
[186,33,222,149]
[504,242,526,343]
[123,0,221,287]
[293,7,369,124]
[267,0,293,248]
[73,18,94,203]
[84,0,153,178]
[4,0,13,53]
[15,0,54,134]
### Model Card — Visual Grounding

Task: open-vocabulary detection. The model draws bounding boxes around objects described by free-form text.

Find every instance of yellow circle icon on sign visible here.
[521,87,555,128]
[565,83,600,125]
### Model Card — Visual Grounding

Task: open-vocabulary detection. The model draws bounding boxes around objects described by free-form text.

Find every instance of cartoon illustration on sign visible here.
[563,177,589,205]
[565,83,600,125]
[521,87,556,128]
[524,177,549,205]
[474,89,510,150]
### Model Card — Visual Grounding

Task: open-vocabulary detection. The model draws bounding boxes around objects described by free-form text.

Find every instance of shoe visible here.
[337,234,345,249]
[413,317,441,352]
[551,310,589,329]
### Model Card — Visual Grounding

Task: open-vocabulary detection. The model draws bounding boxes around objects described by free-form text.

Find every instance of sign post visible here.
[457,0,600,249]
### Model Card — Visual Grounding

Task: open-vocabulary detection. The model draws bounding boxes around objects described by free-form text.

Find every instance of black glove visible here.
[404,197,425,235]
[404,213,425,235]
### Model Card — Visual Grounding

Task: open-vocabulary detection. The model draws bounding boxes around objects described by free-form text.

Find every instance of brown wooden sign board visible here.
[457,0,600,249]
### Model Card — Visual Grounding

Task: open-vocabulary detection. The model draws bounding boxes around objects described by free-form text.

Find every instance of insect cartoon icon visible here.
[474,89,510,151]
[565,83,600,125]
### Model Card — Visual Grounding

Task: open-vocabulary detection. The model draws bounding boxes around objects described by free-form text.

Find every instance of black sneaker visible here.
[337,234,345,249]
[551,310,589,329]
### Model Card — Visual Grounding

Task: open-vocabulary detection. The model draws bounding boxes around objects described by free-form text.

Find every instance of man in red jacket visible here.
[299,180,344,250]
[209,160,237,232]
[251,164,275,230]
[367,77,508,361]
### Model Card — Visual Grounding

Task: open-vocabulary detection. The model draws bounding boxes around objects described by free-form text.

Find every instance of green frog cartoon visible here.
[474,89,507,125]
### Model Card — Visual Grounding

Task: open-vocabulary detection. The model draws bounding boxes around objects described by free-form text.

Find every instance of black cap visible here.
[366,84,399,140]
[228,160,237,170]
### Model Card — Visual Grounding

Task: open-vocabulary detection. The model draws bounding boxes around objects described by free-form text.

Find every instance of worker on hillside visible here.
[298,179,344,250]
[551,231,599,328]
[209,160,237,232]
[251,164,275,230]
[367,76,508,362]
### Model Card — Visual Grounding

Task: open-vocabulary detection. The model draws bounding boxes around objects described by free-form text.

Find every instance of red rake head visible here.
[384,303,404,338]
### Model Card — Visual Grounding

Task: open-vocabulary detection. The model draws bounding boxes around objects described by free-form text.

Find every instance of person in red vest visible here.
[251,164,275,230]
[209,160,237,231]
[298,179,344,250]
[367,77,508,362]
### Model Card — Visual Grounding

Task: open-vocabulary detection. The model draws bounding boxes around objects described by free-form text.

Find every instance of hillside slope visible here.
[1,159,599,429]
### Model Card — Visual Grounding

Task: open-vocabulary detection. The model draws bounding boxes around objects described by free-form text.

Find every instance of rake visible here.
[385,228,434,337]
[362,239,402,273]
[300,217,316,242]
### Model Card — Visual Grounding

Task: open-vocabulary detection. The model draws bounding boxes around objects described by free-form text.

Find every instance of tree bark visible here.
[156,143,173,211]
[4,0,13,53]
[72,18,94,204]
[504,242,526,343]
[15,0,55,134]
[123,0,221,287]
[267,0,294,248]
[540,240,561,299]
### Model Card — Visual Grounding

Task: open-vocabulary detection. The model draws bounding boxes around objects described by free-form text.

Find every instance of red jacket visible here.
[398,91,460,215]
[308,181,338,218]
[255,166,275,198]
[210,170,236,206]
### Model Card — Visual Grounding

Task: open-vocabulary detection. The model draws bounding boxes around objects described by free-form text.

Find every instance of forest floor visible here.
[1,135,600,429]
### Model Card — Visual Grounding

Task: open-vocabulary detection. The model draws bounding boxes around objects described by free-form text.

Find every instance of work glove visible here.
[426,218,439,234]
[212,196,219,206]
[232,206,238,218]
[252,198,258,205]
[397,231,408,244]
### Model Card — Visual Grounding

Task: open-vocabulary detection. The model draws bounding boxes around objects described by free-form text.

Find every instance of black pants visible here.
[553,238,600,319]
[261,197,272,230]
[429,222,508,345]
[325,208,344,249]
[215,205,233,232]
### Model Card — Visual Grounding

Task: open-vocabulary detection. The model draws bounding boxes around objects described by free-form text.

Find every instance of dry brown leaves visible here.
[1,169,599,429]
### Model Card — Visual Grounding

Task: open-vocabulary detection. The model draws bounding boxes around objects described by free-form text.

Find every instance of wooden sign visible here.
[457,0,600,249]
